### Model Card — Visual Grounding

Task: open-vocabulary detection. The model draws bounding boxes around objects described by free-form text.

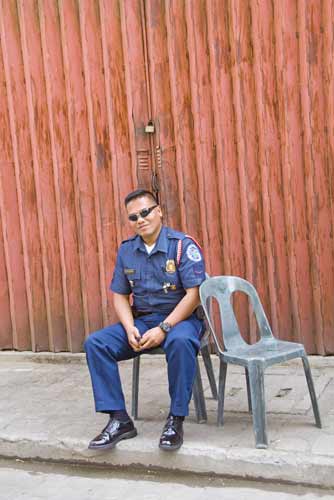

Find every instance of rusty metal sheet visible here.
[0,31,30,350]
[39,0,85,352]
[1,0,49,351]
[0,0,333,354]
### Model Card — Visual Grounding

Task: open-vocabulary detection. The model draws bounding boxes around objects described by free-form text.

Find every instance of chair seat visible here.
[223,339,305,365]
[131,334,218,423]
[142,347,164,355]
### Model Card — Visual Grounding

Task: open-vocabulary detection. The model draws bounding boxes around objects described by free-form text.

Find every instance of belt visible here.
[132,310,153,318]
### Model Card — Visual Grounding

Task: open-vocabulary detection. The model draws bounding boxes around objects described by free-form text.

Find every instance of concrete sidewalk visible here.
[0,352,334,488]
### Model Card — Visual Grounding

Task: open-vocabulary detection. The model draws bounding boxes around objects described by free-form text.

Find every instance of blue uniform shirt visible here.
[110,226,206,314]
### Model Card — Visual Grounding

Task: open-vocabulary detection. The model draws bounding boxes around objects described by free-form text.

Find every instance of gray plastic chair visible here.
[131,325,218,424]
[199,275,322,448]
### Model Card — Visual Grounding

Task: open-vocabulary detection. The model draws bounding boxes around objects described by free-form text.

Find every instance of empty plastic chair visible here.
[199,276,322,448]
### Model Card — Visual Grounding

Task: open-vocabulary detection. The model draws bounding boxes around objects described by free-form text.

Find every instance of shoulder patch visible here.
[186,244,202,262]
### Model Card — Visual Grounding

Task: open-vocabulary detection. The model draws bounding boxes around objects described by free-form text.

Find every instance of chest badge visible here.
[166,259,176,273]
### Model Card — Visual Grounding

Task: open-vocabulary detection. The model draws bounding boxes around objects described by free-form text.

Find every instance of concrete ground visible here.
[0,352,334,489]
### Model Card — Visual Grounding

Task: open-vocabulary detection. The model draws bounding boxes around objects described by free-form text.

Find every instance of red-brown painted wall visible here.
[0,0,333,353]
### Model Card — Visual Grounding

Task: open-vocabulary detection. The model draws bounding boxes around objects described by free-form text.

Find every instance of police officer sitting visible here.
[84,189,206,451]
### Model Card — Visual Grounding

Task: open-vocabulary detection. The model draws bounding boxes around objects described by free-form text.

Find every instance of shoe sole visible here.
[88,428,137,450]
[159,439,183,452]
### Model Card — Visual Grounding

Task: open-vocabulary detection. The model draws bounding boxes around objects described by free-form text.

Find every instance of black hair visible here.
[124,189,158,206]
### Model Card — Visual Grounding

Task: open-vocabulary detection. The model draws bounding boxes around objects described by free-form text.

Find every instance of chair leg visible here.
[200,343,218,400]
[217,359,227,426]
[247,362,268,449]
[192,358,207,423]
[301,354,322,428]
[245,367,252,413]
[131,356,140,420]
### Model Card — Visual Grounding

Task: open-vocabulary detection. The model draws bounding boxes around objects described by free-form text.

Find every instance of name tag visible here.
[124,268,136,275]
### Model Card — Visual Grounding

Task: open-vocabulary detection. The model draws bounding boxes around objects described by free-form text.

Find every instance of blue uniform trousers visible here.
[84,313,203,417]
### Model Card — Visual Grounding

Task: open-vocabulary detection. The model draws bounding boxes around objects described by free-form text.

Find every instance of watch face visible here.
[160,322,171,333]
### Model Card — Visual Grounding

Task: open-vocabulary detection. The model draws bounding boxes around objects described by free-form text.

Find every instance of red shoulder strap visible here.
[185,234,203,251]
[176,239,182,266]
[176,235,203,267]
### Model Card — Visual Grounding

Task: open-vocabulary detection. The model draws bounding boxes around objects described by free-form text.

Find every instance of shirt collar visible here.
[132,226,168,254]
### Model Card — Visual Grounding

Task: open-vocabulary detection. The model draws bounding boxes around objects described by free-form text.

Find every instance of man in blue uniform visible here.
[84,189,206,451]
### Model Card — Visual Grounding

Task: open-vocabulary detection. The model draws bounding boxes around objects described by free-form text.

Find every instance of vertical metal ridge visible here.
[119,1,142,188]
[40,0,85,350]
[0,0,35,350]
[249,0,279,335]
[140,0,155,177]
[273,1,302,344]
[145,1,181,228]
[323,0,334,229]
[99,0,134,248]
[297,0,325,354]
[0,38,16,347]
[0,162,15,345]
[228,0,253,281]
[38,0,72,350]
[316,0,334,354]
[322,0,334,352]
[78,1,108,327]
[164,0,185,229]
[313,0,334,354]
[58,0,90,336]
[17,0,53,350]
[205,0,249,335]
[184,0,223,275]
[206,0,234,275]
[271,5,294,342]
[99,0,122,247]
[202,0,225,270]
[323,0,334,232]
[234,0,270,333]
[184,0,210,252]
[163,0,186,230]
[121,1,153,191]
[164,0,201,237]
[206,1,231,274]
[228,0,256,342]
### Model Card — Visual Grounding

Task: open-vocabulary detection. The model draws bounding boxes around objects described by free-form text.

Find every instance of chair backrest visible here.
[199,276,273,353]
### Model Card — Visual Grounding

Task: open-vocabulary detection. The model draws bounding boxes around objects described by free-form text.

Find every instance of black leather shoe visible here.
[88,418,137,450]
[159,415,184,451]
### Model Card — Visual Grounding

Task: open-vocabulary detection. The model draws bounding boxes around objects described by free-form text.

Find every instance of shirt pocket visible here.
[124,269,141,291]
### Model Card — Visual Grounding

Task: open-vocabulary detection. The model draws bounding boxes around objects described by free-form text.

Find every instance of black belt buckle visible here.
[132,309,151,318]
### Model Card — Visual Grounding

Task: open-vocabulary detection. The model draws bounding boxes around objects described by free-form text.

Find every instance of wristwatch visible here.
[159,321,172,334]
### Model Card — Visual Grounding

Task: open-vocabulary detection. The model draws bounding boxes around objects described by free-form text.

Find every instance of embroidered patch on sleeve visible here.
[186,244,202,262]
[193,262,204,274]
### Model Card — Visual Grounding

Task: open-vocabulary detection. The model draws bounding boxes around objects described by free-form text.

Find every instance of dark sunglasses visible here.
[128,205,158,222]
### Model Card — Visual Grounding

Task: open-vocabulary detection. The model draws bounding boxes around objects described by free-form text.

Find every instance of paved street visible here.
[0,459,333,500]
[1,353,334,488]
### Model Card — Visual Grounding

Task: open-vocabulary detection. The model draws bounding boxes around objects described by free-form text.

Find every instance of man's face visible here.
[126,196,162,243]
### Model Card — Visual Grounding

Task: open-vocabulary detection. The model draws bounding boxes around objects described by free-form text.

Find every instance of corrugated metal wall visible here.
[0,0,333,354]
